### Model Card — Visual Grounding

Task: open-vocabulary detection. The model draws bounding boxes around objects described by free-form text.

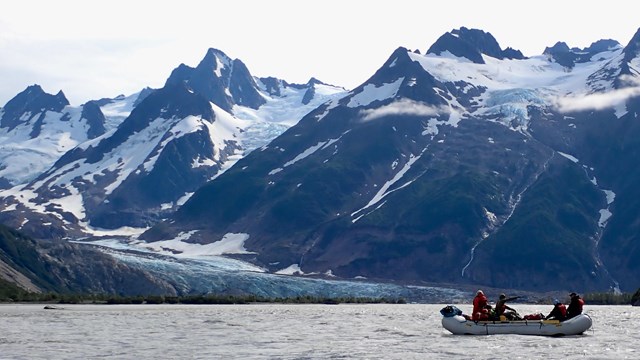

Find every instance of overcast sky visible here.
[1,0,638,106]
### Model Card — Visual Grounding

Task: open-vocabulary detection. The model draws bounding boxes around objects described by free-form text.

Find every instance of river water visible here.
[0,304,637,359]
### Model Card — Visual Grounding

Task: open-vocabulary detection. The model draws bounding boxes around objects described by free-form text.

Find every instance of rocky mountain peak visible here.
[80,101,107,139]
[228,58,266,109]
[544,39,622,68]
[164,48,264,112]
[588,39,621,54]
[427,27,525,64]
[0,84,70,130]
[502,47,526,60]
[622,27,640,63]
[197,48,233,75]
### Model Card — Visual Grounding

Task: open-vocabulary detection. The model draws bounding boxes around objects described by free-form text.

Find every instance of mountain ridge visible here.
[2,27,640,296]
[427,27,526,64]
[141,27,640,293]
[0,48,346,237]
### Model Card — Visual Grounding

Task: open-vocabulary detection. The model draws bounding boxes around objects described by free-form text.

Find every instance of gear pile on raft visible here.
[440,291,591,336]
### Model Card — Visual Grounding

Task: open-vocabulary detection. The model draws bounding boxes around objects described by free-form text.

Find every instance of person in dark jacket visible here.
[545,299,567,321]
[566,292,584,319]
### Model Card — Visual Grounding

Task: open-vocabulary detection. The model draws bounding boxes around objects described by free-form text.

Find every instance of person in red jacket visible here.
[545,299,567,321]
[472,290,488,321]
[567,292,584,319]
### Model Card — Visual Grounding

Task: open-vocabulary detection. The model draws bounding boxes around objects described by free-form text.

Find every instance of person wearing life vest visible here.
[472,290,488,321]
[544,299,567,321]
[566,292,584,319]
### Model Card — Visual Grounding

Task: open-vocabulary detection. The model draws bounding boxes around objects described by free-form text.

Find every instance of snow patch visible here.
[272,133,346,174]
[558,151,579,163]
[143,232,254,257]
[176,192,193,206]
[83,225,148,237]
[597,190,615,228]
[422,118,440,136]
[603,190,616,205]
[324,270,336,277]
[614,103,628,118]
[484,208,497,224]
[283,142,326,167]
[598,209,613,227]
[0,107,89,184]
[348,78,404,108]
[276,264,304,275]
[352,148,427,222]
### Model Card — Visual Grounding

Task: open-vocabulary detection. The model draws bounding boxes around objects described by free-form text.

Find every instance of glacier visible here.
[74,238,468,302]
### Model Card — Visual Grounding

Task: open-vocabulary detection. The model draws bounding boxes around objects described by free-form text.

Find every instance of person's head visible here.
[499,293,506,300]
[569,292,577,299]
[553,298,560,305]
[476,290,484,296]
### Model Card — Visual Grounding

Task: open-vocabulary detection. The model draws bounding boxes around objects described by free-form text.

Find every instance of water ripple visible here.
[0,304,638,359]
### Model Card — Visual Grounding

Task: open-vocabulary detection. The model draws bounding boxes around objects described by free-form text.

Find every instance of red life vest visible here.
[472,294,488,320]
[473,294,488,314]
[557,303,567,317]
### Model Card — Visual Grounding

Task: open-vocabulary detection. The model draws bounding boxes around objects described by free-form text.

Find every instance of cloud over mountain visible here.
[360,99,446,121]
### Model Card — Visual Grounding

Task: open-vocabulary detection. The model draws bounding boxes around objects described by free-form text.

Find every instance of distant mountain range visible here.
[2,27,640,297]
[0,49,345,238]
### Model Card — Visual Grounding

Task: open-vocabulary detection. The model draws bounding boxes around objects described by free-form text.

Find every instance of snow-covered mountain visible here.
[0,86,152,188]
[0,48,346,238]
[4,28,640,298]
[0,85,102,187]
[141,27,640,293]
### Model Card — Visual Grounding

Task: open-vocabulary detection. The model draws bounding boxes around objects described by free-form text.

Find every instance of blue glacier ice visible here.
[481,88,546,130]
[76,239,468,303]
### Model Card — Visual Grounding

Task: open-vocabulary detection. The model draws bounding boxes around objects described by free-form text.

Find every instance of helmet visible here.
[553,298,560,305]
[476,290,484,296]
[499,294,506,300]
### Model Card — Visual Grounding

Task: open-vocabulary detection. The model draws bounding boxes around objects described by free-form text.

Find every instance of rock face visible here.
[142,27,640,293]
[0,224,176,295]
[0,85,69,131]
[427,27,526,64]
[165,48,266,111]
[0,257,41,293]
[543,39,621,68]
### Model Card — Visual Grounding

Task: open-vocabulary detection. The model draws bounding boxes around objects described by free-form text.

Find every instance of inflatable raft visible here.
[440,306,592,336]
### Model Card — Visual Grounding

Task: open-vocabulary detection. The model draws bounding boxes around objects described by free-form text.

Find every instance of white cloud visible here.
[359,99,446,121]
[555,75,640,113]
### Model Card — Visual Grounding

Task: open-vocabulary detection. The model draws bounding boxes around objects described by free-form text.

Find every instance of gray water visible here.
[1,304,637,359]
